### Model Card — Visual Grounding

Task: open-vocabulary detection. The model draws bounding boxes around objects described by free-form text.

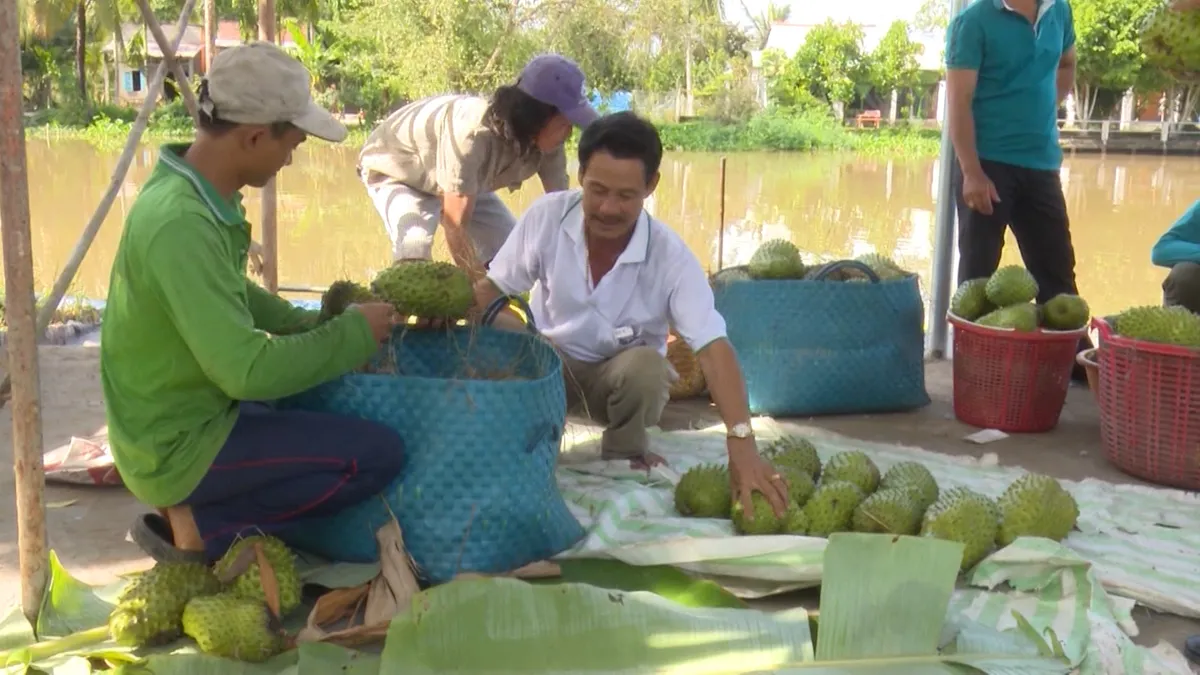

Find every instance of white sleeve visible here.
[486,197,549,296]
[668,249,728,352]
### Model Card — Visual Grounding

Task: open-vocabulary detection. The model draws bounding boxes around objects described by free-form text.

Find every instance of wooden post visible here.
[133,0,199,123]
[0,0,48,624]
[258,0,279,293]
[0,0,200,408]
[716,156,727,272]
[203,0,216,73]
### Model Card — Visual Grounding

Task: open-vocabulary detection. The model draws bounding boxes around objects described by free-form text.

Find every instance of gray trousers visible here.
[562,346,673,459]
[362,173,517,262]
[1163,262,1200,314]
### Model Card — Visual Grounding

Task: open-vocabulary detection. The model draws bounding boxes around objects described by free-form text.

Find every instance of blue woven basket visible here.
[275,296,583,583]
[712,260,930,417]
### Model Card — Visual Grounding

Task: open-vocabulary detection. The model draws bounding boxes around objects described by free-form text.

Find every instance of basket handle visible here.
[526,422,563,455]
[810,259,882,283]
[481,293,539,335]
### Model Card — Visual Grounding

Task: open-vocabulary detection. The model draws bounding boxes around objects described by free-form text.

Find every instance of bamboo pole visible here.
[0,0,200,408]
[0,0,47,624]
[716,156,727,272]
[258,0,279,293]
[133,0,199,123]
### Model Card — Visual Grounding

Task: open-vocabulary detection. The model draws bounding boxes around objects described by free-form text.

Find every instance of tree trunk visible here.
[75,0,88,103]
[888,89,898,124]
[204,0,216,72]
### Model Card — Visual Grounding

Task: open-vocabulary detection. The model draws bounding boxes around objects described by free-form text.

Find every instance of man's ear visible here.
[646,171,661,196]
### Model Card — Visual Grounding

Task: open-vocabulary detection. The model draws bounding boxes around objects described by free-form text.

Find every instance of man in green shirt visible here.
[101,41,405,564]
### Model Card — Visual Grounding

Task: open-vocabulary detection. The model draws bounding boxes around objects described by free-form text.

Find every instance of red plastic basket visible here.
[1093,317,1200,490]
[948,313,1086,433]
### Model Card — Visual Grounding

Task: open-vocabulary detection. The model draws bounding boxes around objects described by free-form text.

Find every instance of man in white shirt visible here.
[472,111,789,518]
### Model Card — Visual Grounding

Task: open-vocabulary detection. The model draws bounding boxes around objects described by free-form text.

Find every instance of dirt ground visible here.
[0,345,1196,658]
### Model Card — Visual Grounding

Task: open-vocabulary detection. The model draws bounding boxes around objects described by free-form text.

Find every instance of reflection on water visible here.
[11,140,1200,318]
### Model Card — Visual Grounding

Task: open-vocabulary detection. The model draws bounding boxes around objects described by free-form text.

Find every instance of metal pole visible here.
[0,0,47,623]
[258,0,280,293]
[717,156,727,272]
[927,0,968,359]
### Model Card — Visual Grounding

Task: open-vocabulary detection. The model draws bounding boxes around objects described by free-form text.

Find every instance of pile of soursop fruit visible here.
[715,238,914,283]
[319,259,476,323]
[674,436,1080,571]
[950,265,1090,332]
[1108,305,1200,348]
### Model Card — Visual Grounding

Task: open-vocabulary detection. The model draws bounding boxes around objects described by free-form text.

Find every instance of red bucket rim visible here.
[1091,316,1200,359]
[947,311,1087,342]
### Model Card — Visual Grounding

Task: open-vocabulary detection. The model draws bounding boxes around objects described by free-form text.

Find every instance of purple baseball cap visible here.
[516,54,599,129]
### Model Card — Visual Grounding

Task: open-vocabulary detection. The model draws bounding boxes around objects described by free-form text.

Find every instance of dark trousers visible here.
[184,402,405,562]
[1163,262,1200,314]
[952,158,1079,303]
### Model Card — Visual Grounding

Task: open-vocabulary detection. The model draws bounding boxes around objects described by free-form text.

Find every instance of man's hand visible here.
[727,437,789,518]
[248,241,265,276]
[351,302,400,343]
[962,170,1001,216]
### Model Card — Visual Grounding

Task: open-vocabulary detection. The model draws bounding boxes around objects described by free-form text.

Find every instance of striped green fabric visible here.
[551,420,1197,674]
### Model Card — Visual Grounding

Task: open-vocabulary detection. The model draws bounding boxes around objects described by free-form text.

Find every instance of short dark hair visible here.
[195,79,292,138]
[484,85,560,155]
[577,112,663,184]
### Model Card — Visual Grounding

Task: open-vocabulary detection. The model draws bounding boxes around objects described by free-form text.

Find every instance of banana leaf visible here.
[379,533,1074,674]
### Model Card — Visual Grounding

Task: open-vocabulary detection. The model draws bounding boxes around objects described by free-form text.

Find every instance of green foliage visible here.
[870,21,924,96]
[775,20,869,110]
[1071,0,1161,118]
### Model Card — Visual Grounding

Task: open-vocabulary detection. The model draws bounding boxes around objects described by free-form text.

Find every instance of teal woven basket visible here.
[276,296,582,583]
[712,260,930,417]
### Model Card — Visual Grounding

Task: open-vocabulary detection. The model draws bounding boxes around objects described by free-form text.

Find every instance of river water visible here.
[15,140,1200,318]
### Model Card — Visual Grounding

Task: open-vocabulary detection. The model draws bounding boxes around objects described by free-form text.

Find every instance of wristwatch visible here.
[727,422,754,439]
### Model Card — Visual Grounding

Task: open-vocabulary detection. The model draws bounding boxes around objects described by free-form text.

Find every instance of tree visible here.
[740,0,790,50]
[786,20,868,118]
[868,20,923,122]
[913,0,949,31]
[1070,0,1160,121]
[1140,1,1200,128]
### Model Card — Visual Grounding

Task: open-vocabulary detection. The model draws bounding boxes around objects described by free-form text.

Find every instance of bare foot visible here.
[630,452,668,471]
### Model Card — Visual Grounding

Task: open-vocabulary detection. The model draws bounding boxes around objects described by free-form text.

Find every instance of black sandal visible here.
[1185,636,1200,665]
[128,513,206,565]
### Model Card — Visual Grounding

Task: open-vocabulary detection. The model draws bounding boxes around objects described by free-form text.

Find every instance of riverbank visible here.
[23,104,944,157]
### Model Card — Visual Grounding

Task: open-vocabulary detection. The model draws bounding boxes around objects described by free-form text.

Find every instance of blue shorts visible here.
[183,401,405,562]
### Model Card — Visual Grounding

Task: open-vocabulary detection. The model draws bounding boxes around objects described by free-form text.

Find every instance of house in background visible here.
[100,20,301,107]
[750,21,946,121]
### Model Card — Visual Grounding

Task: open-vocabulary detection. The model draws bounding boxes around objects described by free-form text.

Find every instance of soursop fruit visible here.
[747,239,805,280]
[108,561,222,648]
[803,480,866,537]
[976,303,1039,332]
[370,259,474,319]
[820,451,880,495]
[995,473,1079,546]
[782,503,809,535]
[985,265,1038,307]
[710,266,753,285]
[951,278,994,321]
[855,253,908,281]
[852,488,924,535]
[674,463,732,518]
[1115,305,1200,347]
[182,593,285,663]
[920,487,1001,571]
[777,465,817,507]
[1041,294,1090,331]
[731,492,784,535]
[318,280,379,323]
[213,535,303,617]
[763,436,822,480]
[879,461,939,510]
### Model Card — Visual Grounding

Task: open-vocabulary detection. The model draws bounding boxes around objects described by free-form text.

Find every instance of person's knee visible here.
[347,419,405,489]
[1164,262,1200,312]
[611,347,671,404]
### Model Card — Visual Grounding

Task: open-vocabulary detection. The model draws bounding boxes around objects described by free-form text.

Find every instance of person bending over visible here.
[102,42,406,564]
[357,53,598,280]
[1151,200,1200,314]
[472,111,790,518]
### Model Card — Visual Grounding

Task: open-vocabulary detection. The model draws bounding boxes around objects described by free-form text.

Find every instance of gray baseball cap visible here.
[202,41,347,143]
[516,54,599,129]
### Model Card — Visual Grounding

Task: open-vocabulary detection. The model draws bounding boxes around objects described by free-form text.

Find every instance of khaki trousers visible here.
[561,346,672,459]
[1164,262,1200,314]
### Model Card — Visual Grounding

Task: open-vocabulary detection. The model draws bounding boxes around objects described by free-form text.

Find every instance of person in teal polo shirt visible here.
[1151,200,1200,314]
[101,41,406,564]
[944,0,1089,379]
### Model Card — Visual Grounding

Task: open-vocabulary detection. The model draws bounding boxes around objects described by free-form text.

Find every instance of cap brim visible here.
[291,101,348,143]
[563,103,599,129]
